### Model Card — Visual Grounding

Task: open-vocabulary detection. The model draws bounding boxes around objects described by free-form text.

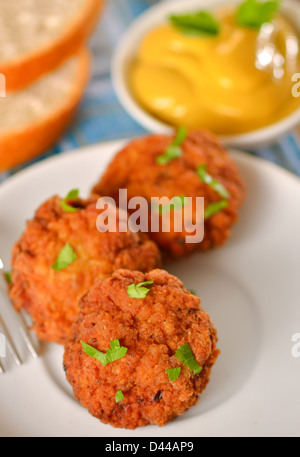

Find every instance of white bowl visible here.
[112,0,300,149]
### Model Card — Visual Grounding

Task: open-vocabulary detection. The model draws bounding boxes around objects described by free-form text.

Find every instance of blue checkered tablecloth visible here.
[0,0,300,183]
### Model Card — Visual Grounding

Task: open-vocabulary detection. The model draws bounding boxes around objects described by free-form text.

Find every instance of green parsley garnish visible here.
[166,367,181,382]
[188,289,196,296]
[236,0,280,29]
[156,126,187,165]
[175,344,202,374]
[81,339,128,366]
[196,164,230,220]
[115,391,125,403]
[127,281,154,299]
[197,165,230,199]
[61,189,80,213]
[106,339,128,363]
[52,244,77,271]
[170,11,220,37]
[4,272,12,284]
[152,195,188,214]
[205,200,229,220]
[81,341,108,365]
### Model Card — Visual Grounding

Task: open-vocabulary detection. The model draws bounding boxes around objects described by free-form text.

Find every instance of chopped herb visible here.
[173,125,188,145]
[81,339,128,366]
[4,272,12,284]
[115,391,124,403]
[170,10,220,36]
[81,341,108,366]
[156,126,187,165]
[61,189,80,213]
[175,344,202,374]
[197,165,230,199]
[64,189,79,201]
[152,195,188,214]
[237,0,280,29]
[188,289,196,296]
[127,281,154,299]
[205,200,228,220]
[166,367,181,381]
[106,339,128,363]
[52,244,77,271]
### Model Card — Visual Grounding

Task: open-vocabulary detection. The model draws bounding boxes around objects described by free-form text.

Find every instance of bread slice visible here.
[0,48,90,171]
[0,0,103,91]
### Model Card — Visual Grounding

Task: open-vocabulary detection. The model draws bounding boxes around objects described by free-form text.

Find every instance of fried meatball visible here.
[92,129,246,256]
[10,196,161,344]
[64,269,219,429]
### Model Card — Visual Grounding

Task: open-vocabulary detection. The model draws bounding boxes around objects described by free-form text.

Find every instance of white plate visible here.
[0,140,300,437]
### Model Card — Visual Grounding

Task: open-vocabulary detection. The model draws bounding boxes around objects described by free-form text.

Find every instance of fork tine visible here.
[18,310,39,359]
[0,272,39,361]
[0,315,22,366]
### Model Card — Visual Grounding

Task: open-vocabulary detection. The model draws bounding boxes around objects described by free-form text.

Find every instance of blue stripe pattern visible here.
[0,0,299,183]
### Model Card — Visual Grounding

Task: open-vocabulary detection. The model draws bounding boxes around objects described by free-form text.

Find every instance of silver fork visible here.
[0,269,39,374]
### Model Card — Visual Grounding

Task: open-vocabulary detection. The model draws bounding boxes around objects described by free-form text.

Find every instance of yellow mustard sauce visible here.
[129,8,300,135]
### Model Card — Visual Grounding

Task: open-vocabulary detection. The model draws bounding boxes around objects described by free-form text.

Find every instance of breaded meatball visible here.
[64,269,219,429]
[10,196,161,344]
[92,129,246,256]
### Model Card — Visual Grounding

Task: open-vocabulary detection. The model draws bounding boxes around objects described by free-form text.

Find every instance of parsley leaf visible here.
[188,289,197,296]
[81,339,128,366]
[61,189,80,213]
[156,126,187,165]
[170,11,220,36]
[4,272,12,284]
[205,200,229,220]
[173,125,188,145]
[197,165,230,199]
[127,281,154,299]
[115,391,125,403]
[105,339,128,363]
[166,367,181,381]
[152,195,188,214]
[52,244,77,271]
[175,344,202,374]
[81,341,108,366]
[237,0,280,29]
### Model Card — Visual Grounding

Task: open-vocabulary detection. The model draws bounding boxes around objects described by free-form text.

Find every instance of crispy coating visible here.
[92,129,246,256]
[10,196,161,344]
[64,269,219,429]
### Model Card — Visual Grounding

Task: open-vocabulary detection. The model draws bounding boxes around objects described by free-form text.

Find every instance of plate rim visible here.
[1,139,300,197]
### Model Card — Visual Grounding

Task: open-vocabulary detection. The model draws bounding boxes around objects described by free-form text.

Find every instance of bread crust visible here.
[0,0,104,91]
[0,48,90,171]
